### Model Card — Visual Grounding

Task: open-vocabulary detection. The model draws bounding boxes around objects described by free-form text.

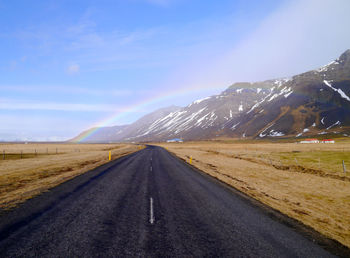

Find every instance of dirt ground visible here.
[157,140,350,248]
[0,143,142,209]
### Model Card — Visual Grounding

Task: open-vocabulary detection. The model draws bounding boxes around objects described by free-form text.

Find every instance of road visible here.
[0,146,338,257]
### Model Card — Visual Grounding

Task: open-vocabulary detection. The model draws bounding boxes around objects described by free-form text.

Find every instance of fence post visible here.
[47,148,48,154]
[343,160,346,173]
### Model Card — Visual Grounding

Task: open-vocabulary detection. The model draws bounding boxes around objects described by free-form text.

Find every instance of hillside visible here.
[74,49,350,142]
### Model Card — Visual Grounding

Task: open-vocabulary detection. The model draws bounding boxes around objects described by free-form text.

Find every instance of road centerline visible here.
[149,197,155,224]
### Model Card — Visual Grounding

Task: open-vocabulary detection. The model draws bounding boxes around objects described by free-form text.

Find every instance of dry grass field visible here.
[157,139,350,248]
[0,143,142,209]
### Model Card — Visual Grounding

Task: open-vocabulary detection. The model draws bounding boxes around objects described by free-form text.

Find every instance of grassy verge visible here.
[0,143,143,209]
[157,141,350,248]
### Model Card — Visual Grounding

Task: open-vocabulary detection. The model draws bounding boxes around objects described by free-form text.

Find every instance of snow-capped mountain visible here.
[123,81,276,141]
[74,49,350,142]
[71,125,129,143]
[72,106,180,142]
[225,49,350,139]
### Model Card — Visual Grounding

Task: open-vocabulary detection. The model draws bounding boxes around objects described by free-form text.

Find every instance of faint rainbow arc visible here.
[74,85,222,142]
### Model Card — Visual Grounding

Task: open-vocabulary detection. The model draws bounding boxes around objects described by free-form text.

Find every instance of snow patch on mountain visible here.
[190,97,211,106]
[268,93,279,102]
[323,80,350,101]
[247,91,274,114]
[268,130,284,137]
[259,123,275,137]
[327,121,341,130]
[231,122,240,130]
[274,80,284,88]
[317,60,339,72]
[284,91,293,98]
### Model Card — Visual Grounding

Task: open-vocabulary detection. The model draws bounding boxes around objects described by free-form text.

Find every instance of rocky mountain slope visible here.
[74,49,350,142]
[225,49,350,138]
[72,106,180,142]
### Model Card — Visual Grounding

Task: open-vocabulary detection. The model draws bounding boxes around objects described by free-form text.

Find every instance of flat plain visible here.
[157,139,350,248]
[0,146,337,257]
[0,143,142,209]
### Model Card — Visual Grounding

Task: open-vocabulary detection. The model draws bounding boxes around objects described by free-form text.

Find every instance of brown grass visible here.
[157,140,350,248]
[0,143,143,209]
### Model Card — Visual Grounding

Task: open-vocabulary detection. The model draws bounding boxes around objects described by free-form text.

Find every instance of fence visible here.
[1,148,80,160]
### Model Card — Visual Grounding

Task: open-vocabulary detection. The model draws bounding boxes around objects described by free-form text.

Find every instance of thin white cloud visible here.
[10,10,165,72]
[145,0,172,6]
[128,0,177,7]
[0,84,152,97]
[169,0,350,90]
[66,19,96,35]
[67,63,80,74]
[0,98,125,112]
[0,114,89,141]
[222,0,350,81]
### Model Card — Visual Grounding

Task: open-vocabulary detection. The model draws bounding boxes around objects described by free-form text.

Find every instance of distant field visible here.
[157,140,350,248]
[0,143,142,209]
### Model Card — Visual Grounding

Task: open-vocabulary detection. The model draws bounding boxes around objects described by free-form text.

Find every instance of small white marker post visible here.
[150,198,155,224]
[342,160,346,173]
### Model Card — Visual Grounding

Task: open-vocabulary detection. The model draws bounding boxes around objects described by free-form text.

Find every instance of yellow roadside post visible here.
[109,151,111,161]
[190,156,192,164]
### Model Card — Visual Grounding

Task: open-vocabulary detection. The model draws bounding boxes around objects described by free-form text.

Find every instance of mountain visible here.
[74,49,350,142]
[72,105,180,142]
[123,82,274,141]
[225,49,350,138]
[71,125,129,143]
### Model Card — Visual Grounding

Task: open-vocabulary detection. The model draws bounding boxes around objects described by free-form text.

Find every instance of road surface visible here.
[0,146,339,257]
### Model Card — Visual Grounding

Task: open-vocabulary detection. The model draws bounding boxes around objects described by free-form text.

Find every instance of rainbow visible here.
[73,85,224,142]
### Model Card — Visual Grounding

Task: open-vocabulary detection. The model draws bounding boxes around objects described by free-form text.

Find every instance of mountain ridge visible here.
[73,49,350,142]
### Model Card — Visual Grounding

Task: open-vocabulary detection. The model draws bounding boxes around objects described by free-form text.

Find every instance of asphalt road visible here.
[0,146,339,257]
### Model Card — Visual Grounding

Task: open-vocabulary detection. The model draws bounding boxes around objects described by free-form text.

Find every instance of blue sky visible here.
[1,0,350,141]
